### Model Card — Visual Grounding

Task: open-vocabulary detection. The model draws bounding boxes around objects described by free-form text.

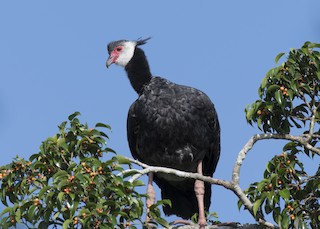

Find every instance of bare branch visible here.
[299,91,312,111]
[119,156,278,228]
[118,133,320,229]
[309,107,317,137]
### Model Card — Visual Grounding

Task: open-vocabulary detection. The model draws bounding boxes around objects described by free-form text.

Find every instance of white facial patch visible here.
[115,41,136,67]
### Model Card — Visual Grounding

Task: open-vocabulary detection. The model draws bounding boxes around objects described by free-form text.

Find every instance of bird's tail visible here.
[153,176,212,219]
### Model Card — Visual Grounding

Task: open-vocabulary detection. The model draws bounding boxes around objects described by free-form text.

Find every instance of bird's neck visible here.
[125,48,152,94]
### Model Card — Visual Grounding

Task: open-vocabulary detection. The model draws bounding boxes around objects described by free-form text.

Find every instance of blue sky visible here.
[0,1,319,226]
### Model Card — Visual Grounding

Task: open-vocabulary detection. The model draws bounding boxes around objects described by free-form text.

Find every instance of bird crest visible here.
[136,37,151,46]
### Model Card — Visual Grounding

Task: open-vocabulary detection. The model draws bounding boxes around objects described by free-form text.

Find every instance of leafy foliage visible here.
[245,42,320,134]
[0,112,168,229]
[242,42,320,228]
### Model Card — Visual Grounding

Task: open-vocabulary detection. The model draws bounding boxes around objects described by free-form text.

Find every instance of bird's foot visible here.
[198,219,207,229]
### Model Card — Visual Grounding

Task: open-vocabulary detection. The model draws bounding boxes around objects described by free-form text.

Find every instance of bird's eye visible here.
[116,47,122,52]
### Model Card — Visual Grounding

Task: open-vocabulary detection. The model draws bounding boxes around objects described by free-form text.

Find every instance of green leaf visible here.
[261,76,269,89]
[63,219,72,229]
[114,155,131,164]
[281,211,289,229]
[132,180,145,187]
[15,208,21,223]
[279,189,290,201]
[29,153,40,162]
[283,142,298,151]
[39,221,49,229]
[308,43,320,48]
[275,90,283,106]
[28,205,38,221]
[58,121,67,131]
[53,211,60,220]
[273,207,281,225]
[68,112,81,121]
[266,84,280,96]
[39,186,51,198]
[57,137,68,151]
[237,200,243,211]
[95,122,112,130]
[53,170,68,180]
[253,198,263,217]
[317,71,320,80]
[155,217,169,228]
[266,161,274,173]
[58,192,65,203]
[275,52,285,64]
[0,207,11,217]
[155,199,171,208]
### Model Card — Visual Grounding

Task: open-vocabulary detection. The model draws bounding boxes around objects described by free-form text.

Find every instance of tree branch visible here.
[120,157,278,228]
[119,133,318,229]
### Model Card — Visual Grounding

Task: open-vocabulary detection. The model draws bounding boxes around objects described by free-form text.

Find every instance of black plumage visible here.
[107,38,220,220]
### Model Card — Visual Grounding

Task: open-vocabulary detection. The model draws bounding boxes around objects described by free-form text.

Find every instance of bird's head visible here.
[106,37,151,68]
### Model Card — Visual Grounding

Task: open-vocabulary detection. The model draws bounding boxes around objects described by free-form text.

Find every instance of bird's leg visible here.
[195,160,207,229]
[146,172,156,223]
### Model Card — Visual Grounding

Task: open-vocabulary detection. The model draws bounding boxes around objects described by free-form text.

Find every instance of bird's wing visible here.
[203,98,220,176]
[127,101,141,161]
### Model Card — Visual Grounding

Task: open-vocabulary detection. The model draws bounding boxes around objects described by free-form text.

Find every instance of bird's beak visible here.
[106,55,115,68]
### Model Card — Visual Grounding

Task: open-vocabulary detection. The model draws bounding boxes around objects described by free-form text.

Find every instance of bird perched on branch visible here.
[106,38,220,228]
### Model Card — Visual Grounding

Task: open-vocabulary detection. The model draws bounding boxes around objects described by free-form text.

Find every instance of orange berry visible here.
[280,86,285,91]
[64,188,71,194]
[257,110,262,115]
[34,198,40,206]
[68,175,75,182]
[73,217,79,224]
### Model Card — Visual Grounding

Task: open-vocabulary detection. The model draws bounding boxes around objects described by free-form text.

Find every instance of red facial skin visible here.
[106,46,123,67]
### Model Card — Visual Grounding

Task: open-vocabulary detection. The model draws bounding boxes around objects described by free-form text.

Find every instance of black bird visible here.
[106,38,220,228]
